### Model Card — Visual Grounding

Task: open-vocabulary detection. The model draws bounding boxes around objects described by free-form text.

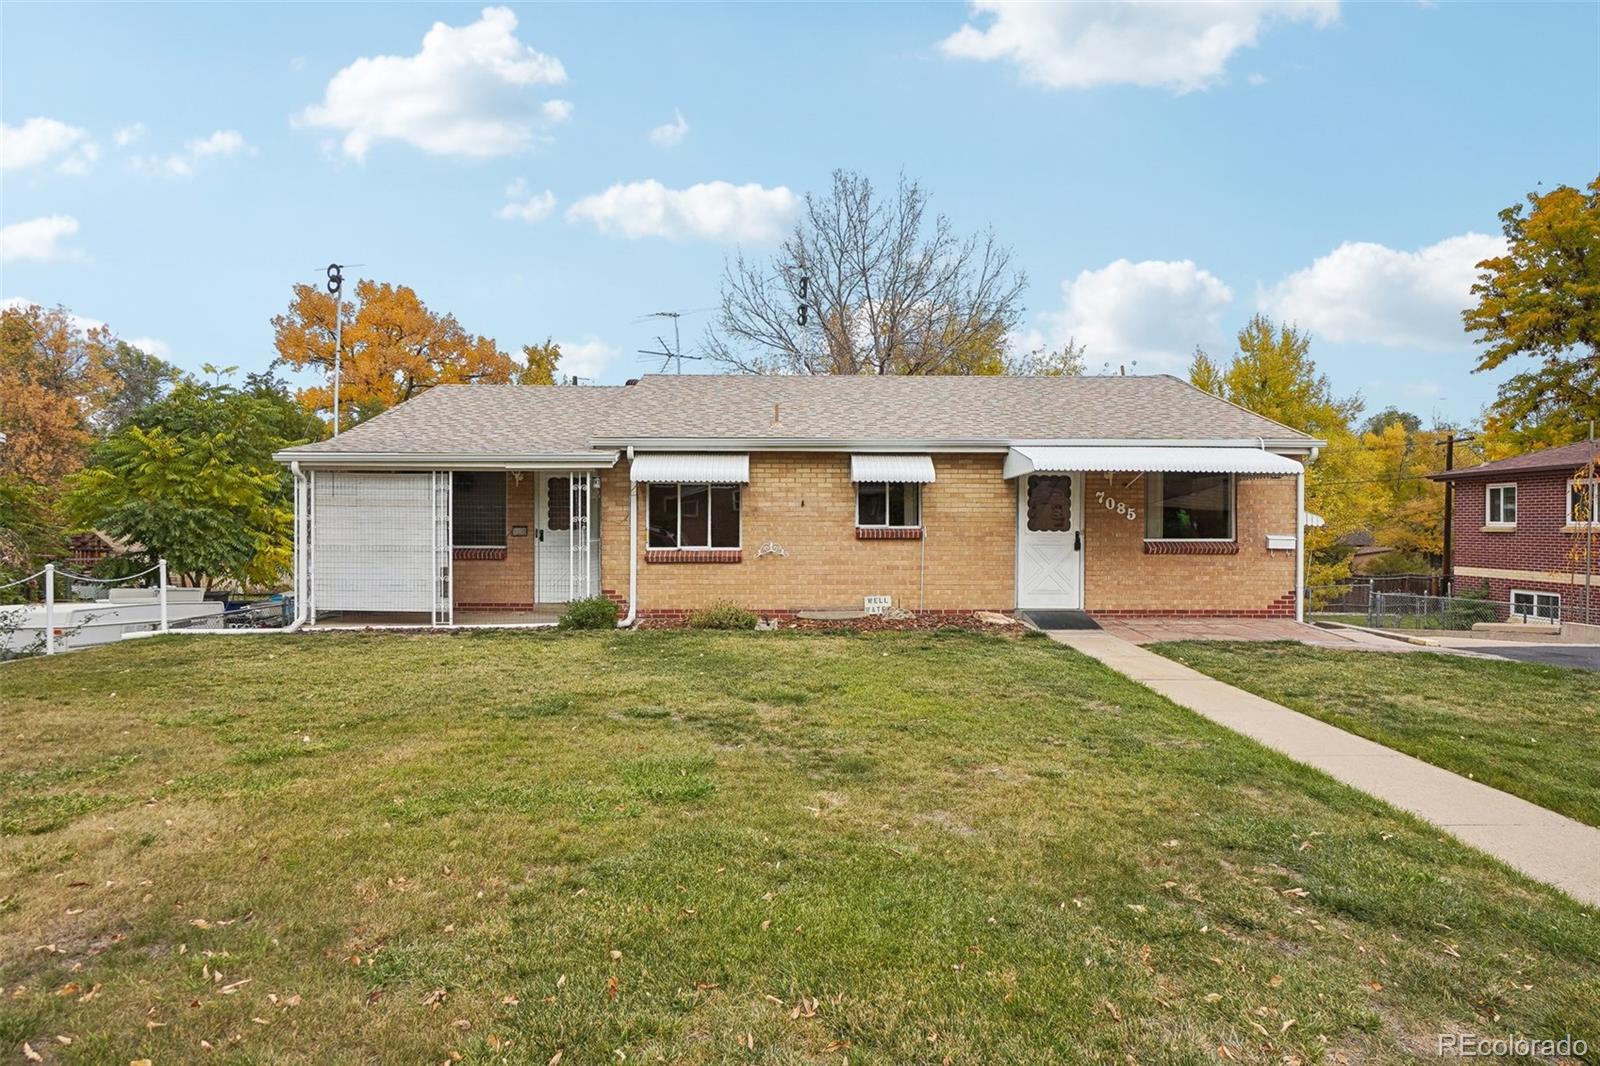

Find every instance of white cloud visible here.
[1033,258,1234,370]
[127,336,172,358]
[938,0,1338,92]
[131,129,255,178]
[1259,232,1505,350]
[1,117,98,174]
[113,122,146,147]
[297,6,568,160]
[648,109,689,147]
[0,215,81,263]
[497,178,556,221]
[555,337,620,380]
[567,179,798,242]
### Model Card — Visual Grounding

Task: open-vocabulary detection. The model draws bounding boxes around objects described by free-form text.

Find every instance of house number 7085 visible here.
[1093,490,1138,521]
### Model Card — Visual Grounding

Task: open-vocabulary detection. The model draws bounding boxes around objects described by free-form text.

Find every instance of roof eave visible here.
[272,450,620,470]
[593,436,1323,454]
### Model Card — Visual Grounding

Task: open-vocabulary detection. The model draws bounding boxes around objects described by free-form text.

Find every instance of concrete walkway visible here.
[1050,630,1600,908]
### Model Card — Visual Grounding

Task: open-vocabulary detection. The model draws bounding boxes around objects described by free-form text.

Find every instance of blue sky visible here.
[3,1,1596,424]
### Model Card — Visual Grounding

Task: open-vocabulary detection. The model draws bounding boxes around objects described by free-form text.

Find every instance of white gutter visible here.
[589,436,1324,454]
[270,450,620,469]
[617,446,638,628]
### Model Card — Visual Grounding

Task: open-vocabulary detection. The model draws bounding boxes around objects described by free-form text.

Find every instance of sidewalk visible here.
[1050,630,1600,908]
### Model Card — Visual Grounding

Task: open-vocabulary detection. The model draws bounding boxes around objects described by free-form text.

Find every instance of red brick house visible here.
[1432,439,1600,625]
[272,374,1323,627]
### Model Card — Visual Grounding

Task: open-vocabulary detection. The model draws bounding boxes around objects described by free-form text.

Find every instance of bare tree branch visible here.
[704,170,1028,375]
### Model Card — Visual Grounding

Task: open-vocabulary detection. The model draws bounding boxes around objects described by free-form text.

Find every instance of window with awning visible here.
[631,453,749,484]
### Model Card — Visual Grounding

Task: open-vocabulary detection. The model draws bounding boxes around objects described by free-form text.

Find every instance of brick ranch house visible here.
[1432,438,1600,626]
[272,374,1324,627]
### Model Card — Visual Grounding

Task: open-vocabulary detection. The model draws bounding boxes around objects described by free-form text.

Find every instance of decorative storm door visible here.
[535,472,598,602]
[1016,472,1082,609]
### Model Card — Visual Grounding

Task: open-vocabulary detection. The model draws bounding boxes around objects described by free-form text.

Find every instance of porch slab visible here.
[309,606,564,628]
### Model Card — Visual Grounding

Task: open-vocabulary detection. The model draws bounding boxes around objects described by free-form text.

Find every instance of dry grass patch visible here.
[1,630,1596,1064]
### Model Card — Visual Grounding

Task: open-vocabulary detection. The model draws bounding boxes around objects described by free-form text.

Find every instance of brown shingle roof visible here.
[1431,439,1600,481]
[277,373,1318,460]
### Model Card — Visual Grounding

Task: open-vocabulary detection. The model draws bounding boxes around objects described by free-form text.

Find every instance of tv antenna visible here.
[323,262,363,434]
[636,310,707,374]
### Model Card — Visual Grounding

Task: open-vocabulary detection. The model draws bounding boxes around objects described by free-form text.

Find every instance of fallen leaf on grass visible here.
[501,994,519,1006]
[21,1044,42,1063]
[548,1052,563,1066]
[424,988,446,1009]
[605,975,619,1001]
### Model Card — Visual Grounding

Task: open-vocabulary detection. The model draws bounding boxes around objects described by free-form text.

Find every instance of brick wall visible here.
[1082,473,1299,617]
[595,455,1302,618]
[1450,471,1600,623]
[452,472,536,608]
[599,453,1015,614]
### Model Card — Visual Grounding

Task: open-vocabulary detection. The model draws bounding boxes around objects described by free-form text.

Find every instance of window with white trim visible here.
[647,483,741,549]
[1510,589,1560,622]
[451,472,506,547]
[1485,483,1517,525]
[1570,478,1597,524]
[856,482,920,528]
[1144,472,1234,540]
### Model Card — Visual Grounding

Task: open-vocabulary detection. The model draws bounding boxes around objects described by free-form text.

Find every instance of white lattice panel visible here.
[312,472,438,612]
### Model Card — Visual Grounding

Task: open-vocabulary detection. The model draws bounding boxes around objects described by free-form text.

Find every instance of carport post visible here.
[43,563,55,655]
[158,559,169,631]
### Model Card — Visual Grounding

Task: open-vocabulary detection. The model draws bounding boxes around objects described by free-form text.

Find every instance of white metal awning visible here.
[850,454,936,483]
[630,452,750,483]
[1003,445,1303,479]
[1303,511,1326,528]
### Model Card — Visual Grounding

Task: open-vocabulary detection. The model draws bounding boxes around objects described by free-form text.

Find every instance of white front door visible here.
[1016,472,1083,609]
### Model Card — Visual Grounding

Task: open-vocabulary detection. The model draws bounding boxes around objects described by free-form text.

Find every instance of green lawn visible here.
[2,632,1596,1064]
[1150,641,1600,829]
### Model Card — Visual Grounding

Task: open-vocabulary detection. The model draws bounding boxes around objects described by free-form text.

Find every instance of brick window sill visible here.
[1143,540,1239,556]
[856,526,923,540]
[1480,524,1518,534]
[646,549,742,564]
[454,547,507,561]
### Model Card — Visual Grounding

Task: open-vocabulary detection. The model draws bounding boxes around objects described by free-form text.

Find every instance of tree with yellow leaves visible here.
[0,303,117,486]
[1190,315,1374,587]
[271,281,523,426]
[1465,175,1599,456]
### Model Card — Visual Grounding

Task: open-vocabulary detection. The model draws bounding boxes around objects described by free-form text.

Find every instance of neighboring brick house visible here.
[273,375,1322,626]
[1432,439,1600,625]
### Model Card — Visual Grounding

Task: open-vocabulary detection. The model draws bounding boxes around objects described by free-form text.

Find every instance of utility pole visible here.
[1435,432,1473,595]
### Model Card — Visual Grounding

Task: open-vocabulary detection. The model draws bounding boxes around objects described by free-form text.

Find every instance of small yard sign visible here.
[863,595,892,615]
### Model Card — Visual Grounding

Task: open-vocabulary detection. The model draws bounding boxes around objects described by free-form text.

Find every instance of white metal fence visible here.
[0,559,171,657]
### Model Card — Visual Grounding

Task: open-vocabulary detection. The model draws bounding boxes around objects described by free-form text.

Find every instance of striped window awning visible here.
[850,454,936,483]
[1003,445,1303,479]
[630,452,749,483]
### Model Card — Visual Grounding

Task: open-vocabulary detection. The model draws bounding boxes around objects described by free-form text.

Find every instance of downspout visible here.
[617,445,639,628]
[1295,462,1306,623]
[286,462,309,631]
